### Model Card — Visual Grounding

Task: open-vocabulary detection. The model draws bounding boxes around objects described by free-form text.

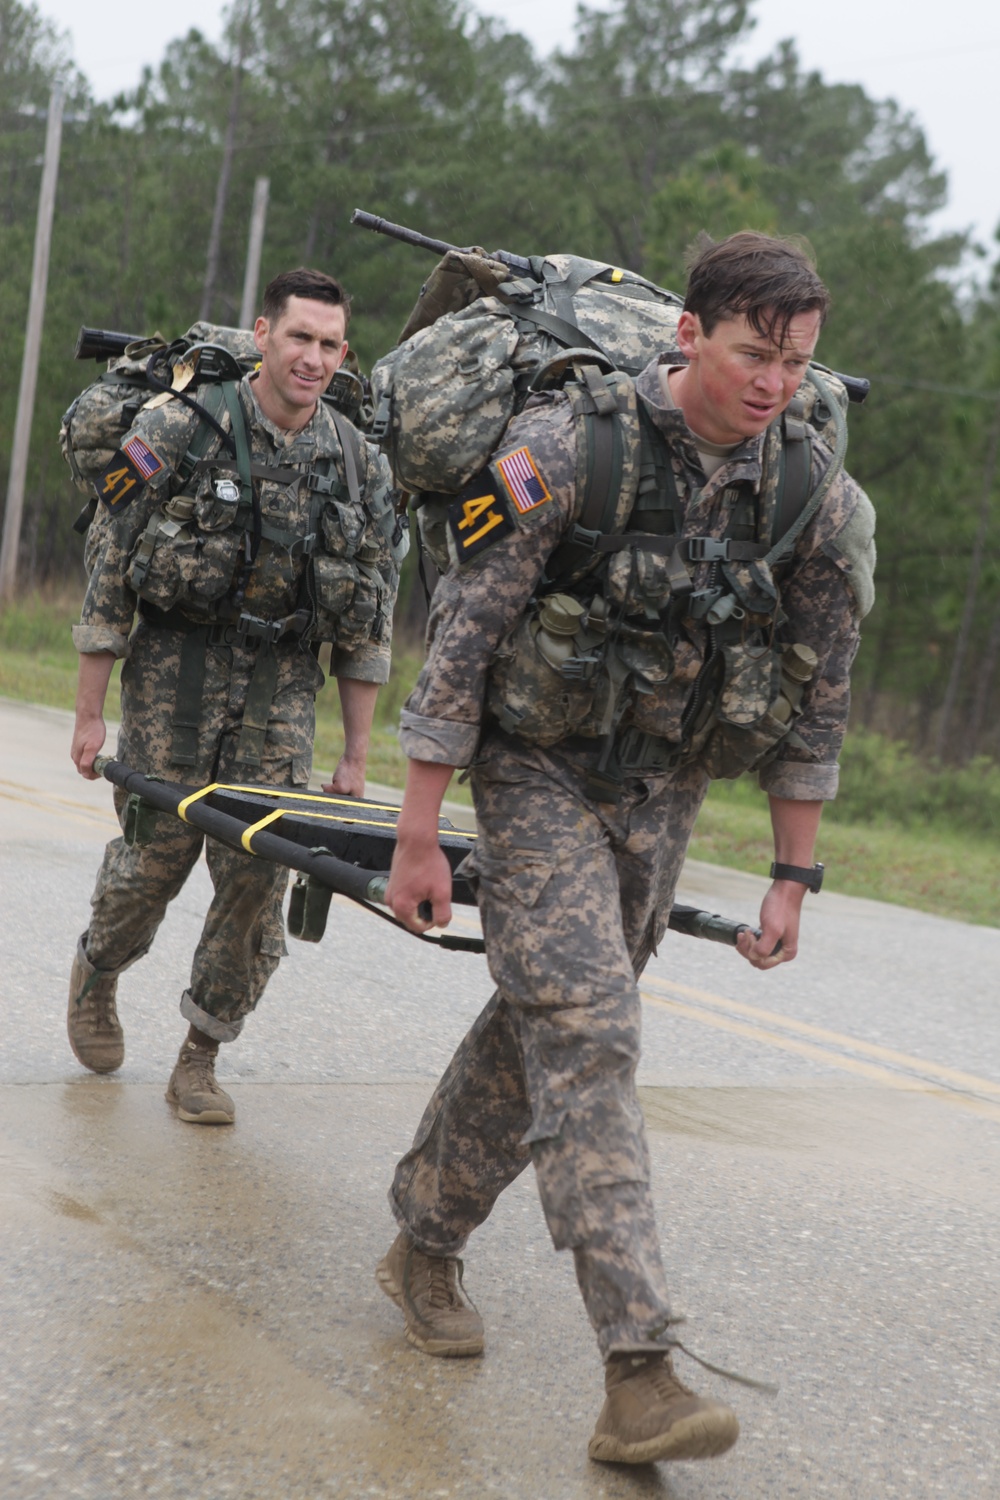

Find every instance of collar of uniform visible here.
[243,372,323,456]
[634,354,766,492]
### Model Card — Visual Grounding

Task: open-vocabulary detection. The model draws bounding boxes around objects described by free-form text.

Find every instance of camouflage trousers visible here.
[82,622,321,1043]
[390,732,709,1359]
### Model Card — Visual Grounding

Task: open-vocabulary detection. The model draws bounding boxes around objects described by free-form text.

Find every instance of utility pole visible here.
[200,0,253,323]
[239,175,270,328]
[0,82,65,604]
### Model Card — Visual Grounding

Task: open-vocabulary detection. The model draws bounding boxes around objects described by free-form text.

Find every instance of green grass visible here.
[3,590,997,927]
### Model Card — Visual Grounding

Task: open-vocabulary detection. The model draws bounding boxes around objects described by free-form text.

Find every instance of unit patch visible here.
[447,482,515,564]
[495,447,552,515]
[95,436,165,514]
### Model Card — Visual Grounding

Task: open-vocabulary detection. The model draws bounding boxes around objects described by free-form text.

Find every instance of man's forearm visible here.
[336,677,380,764]
[72,650,116,778]
[768,795,824,866]
[76,650,116,722]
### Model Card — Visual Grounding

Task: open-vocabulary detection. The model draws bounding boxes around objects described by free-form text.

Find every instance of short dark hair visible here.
[684,231,830,345]
[261,267,352,330]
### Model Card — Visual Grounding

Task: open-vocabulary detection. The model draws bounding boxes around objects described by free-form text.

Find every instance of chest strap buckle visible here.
[686,536,730,563]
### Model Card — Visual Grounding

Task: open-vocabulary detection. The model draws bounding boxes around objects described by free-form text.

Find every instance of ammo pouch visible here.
[311,492,387,647]
[694,639,818,781]
[125,492,244,614]
[485,599,610,748]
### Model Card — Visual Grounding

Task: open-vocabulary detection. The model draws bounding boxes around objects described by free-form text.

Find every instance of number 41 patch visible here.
[94,435,165,515]
[447,481,515,564]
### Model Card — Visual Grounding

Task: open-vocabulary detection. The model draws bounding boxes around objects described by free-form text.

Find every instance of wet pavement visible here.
[2,696,999,1499]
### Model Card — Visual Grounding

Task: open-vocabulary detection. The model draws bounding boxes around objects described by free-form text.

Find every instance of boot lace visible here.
[75,973,119,1033]
[404,1246,474,1320]
[181,1044,223,1094]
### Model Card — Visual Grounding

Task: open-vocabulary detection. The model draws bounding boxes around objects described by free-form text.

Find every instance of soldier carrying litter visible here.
[66,267,406,1125]
[376,232,875,1465]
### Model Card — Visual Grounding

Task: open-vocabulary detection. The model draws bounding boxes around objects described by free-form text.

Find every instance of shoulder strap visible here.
[174,382,232,487]
[545,365,625,583]
[765,367,848,568]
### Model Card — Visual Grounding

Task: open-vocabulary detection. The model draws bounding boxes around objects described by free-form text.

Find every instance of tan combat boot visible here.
[165,1039,235,1125]
[67,934,124,1074]
[376,1229,484,1356]
[588,1352,739,1465]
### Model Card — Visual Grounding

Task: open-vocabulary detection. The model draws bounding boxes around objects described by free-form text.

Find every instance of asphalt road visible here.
[2,695,999,1500]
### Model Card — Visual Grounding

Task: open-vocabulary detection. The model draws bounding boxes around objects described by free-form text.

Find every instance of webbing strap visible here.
[207,458,308,486]
[170,626,211,766]
[235,640,279,767]
[327,406,363,508]
[773,412,811,549]
[508,301,611,361]
[221,381,258,537]
[765,367,848,568]
[175,382,230,487]
[546,374,624,582]
[177,783,223,821]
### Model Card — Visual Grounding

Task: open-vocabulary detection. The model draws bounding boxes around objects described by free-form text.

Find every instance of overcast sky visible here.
[33,0,1000,265]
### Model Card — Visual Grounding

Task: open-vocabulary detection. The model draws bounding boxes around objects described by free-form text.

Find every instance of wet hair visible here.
[261,267,352,330]
[684,231,830,345]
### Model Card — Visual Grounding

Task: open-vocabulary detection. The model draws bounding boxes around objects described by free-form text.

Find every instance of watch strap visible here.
[770,861,824,893]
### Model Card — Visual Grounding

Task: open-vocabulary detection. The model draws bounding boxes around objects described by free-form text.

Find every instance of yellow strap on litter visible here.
[611,268,624,283]
[247,806,477,839]
[206,783,405,815]
[177,783,223,823]
[241,808,286,853]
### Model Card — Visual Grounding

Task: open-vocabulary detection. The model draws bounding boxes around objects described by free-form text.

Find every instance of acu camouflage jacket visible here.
[400,355,876,800]
[74,374,401,685]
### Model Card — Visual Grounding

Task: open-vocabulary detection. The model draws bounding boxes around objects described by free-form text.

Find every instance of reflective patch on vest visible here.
[495,446,552,515]
[94,436,164,513]
[447,482,515,564]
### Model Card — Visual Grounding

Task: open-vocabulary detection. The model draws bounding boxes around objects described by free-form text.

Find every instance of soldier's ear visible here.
[253,316,269,356]
[675,311,702,360]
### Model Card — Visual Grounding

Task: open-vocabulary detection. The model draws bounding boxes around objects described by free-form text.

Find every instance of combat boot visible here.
[67,934,124,1074]
[376,1229,484,1357]
[165,1039,235,1125]
[588,1352,739,1465]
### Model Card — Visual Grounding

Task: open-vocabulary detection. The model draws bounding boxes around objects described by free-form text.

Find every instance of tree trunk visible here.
[933,396,1000,760]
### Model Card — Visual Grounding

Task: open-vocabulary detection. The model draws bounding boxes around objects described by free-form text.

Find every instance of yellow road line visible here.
[640,988,1000,1124]
[642,972,1000,1098]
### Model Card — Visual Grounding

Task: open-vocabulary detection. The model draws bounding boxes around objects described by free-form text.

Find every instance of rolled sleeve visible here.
[399,708,480,767]
[759,758,840,800]
[71,623,131,659]
[330,632,392,685]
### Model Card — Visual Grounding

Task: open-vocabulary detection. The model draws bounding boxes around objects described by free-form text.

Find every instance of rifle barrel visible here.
[75,326,142,361]
[350,210,460,259]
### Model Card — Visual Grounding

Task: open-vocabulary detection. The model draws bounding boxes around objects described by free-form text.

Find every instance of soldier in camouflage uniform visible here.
[68,268,402,1125]
[378,234,875,1465]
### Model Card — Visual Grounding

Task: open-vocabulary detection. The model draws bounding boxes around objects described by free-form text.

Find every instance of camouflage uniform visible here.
[390,354,874,1358]
[74,375,399,1041]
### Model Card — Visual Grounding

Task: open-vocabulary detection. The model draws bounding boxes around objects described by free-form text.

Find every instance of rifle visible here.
[91,758,758,955]
[75,327,147,361]
[351,207,871,406]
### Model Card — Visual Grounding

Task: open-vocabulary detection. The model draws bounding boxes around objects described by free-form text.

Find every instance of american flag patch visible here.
[122,435,164,480]
[495,447,551,514]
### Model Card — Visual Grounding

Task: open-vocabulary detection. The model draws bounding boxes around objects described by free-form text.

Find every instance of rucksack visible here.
[61,320,369,536]
[369,249,685,496]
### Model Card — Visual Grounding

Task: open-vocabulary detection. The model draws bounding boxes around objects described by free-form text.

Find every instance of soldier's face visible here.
[253,296,349,429]
[673,307,821,445]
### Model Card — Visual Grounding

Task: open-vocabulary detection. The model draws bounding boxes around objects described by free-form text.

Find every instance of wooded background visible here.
[2,0,999,764]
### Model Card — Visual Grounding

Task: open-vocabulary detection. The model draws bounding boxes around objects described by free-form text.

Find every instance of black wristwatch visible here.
[770,861,825,893]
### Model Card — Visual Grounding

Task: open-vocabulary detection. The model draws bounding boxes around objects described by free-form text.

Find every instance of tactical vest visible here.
[121,379,406,770]
[425,360,849,800]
